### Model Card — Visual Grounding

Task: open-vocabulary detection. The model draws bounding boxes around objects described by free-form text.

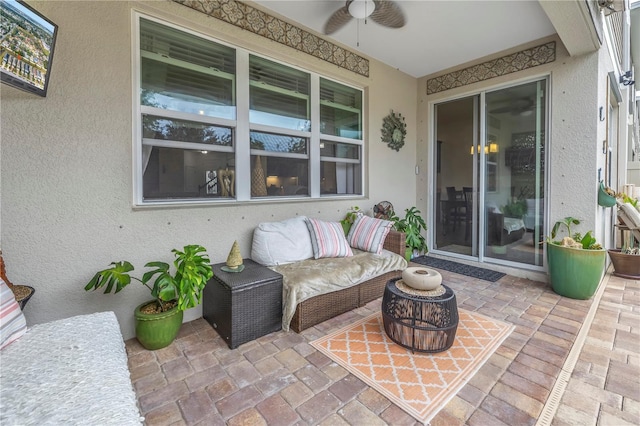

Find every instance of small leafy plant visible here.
[391,207,428,256]
[502,199,527,219]
[340,206,361,235]
[550,217,602,250]
[85,245,214,312]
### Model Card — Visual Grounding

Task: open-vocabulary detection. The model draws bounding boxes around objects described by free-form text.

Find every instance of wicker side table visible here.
[203,259,282,349]
[382,278,458,353]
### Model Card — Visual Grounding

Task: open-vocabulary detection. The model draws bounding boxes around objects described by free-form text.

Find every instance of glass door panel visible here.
[434,96,479,256]
[483,80,546,266]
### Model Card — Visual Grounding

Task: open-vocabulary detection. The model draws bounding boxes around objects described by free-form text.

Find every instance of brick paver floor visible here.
[126,268,640,425]
[551,273,640,426]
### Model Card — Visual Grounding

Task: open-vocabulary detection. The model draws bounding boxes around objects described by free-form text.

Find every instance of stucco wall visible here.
[417,35,613,277]
[0,1,417,339]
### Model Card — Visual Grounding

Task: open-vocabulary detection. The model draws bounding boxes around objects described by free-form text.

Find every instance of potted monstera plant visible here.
[85,245,214,350]
[546,217,605,300]
[391,207,428,261]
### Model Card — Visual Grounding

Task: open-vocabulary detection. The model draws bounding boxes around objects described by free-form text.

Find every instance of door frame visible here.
[427,74,550,272]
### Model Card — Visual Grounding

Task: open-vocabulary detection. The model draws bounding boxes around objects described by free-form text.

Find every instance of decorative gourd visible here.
[401,267,442,291]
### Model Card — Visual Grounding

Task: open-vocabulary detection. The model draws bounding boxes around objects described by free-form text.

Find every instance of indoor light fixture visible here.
[348,0,375,19]
[469,143,499,155]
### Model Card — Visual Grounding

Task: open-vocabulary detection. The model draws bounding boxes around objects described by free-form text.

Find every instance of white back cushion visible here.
[251,216,314,266]
[621,203,640,228]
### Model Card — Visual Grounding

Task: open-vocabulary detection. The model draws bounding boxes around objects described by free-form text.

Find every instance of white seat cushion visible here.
[0,312,142,425]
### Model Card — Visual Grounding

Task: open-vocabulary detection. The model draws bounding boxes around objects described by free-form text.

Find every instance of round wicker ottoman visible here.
[382,277,458,353]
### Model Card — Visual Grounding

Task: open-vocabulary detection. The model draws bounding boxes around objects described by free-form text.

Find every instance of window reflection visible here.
[250,131,306,154]
[143,115,232,146]
[143,147,235,200]
[253,156,309,197]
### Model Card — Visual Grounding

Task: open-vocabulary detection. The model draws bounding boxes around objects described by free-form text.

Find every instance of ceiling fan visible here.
[489,98,535,116]
[324,0,406,35]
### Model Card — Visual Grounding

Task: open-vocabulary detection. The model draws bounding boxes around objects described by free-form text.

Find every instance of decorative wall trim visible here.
[173,0,370,77]
[426,41,556,95]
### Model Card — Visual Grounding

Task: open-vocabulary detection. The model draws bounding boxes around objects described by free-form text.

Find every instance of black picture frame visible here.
[0,0,58,97]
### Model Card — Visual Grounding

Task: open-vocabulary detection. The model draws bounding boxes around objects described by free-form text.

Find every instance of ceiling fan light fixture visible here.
[348,0,375,19]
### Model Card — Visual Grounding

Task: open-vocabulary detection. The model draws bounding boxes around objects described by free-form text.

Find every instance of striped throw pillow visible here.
[347,214,393,254]
[1,278,27,350]
[305,218,353,259]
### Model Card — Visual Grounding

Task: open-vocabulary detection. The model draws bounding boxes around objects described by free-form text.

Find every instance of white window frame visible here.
[132,12,365,206]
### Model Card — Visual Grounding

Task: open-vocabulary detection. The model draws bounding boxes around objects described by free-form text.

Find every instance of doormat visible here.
[411,256,506,282]
[311,311,514,424]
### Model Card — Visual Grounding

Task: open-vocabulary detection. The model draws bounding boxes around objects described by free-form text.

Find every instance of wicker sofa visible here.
[487,211,526,246]
[251,216,407,333]
[288,229,406,332]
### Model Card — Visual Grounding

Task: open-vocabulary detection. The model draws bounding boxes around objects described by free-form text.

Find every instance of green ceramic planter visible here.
[547,243,605,300]
[134,300,183,350]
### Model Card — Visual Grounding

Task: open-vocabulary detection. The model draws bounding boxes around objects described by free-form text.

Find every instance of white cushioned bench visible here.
[0,311,142,425]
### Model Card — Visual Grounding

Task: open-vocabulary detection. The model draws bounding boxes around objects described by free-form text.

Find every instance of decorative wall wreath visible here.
[381,110,406,152]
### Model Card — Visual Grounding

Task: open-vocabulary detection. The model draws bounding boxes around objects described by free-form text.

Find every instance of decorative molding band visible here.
[173,0,370,77]
[426,41,556,95]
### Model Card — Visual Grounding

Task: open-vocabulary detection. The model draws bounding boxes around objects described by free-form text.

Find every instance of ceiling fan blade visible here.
[490,98,534,114]
[324,6,353,34]
[490,106,513,114]
[370,1,405,29]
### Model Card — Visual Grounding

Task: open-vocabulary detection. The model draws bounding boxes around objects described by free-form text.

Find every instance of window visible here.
[249,56,310,197]
[138,17,236,201]
[134,15,364,205]
[319,78,363,194]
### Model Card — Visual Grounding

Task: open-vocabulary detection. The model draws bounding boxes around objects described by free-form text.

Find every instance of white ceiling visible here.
[252,0,557,78]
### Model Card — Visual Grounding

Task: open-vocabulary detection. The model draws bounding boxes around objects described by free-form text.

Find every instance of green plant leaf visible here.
[143,261,177,302]
[551,217,581,239]
[173,245,213,311]
[84,261,134,294]
[581,231,596,249]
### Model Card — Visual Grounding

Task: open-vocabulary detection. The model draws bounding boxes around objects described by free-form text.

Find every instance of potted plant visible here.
[390,207,428,261]
[546,217,605,300]
[502,198,527,218]
[608,195,640,278]
[85,245,214,350]
[608,244,640,278]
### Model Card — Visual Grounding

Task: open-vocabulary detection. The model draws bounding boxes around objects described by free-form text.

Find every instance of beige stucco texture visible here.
[1,1,417,338]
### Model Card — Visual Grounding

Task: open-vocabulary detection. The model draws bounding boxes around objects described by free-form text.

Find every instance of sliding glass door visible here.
[483,80,546,266]
[433,96,479,257]
[433,78,547,268]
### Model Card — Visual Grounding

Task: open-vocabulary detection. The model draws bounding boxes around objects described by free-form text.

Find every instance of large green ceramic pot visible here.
[547,243,605,300]
[134,300,183,350]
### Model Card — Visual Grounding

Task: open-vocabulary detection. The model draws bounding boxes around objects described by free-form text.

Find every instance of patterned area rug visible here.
[412,256,506,282]
[311,310,514,424]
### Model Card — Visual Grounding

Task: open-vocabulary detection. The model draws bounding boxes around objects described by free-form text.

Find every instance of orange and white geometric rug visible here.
[311,309,514,424]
